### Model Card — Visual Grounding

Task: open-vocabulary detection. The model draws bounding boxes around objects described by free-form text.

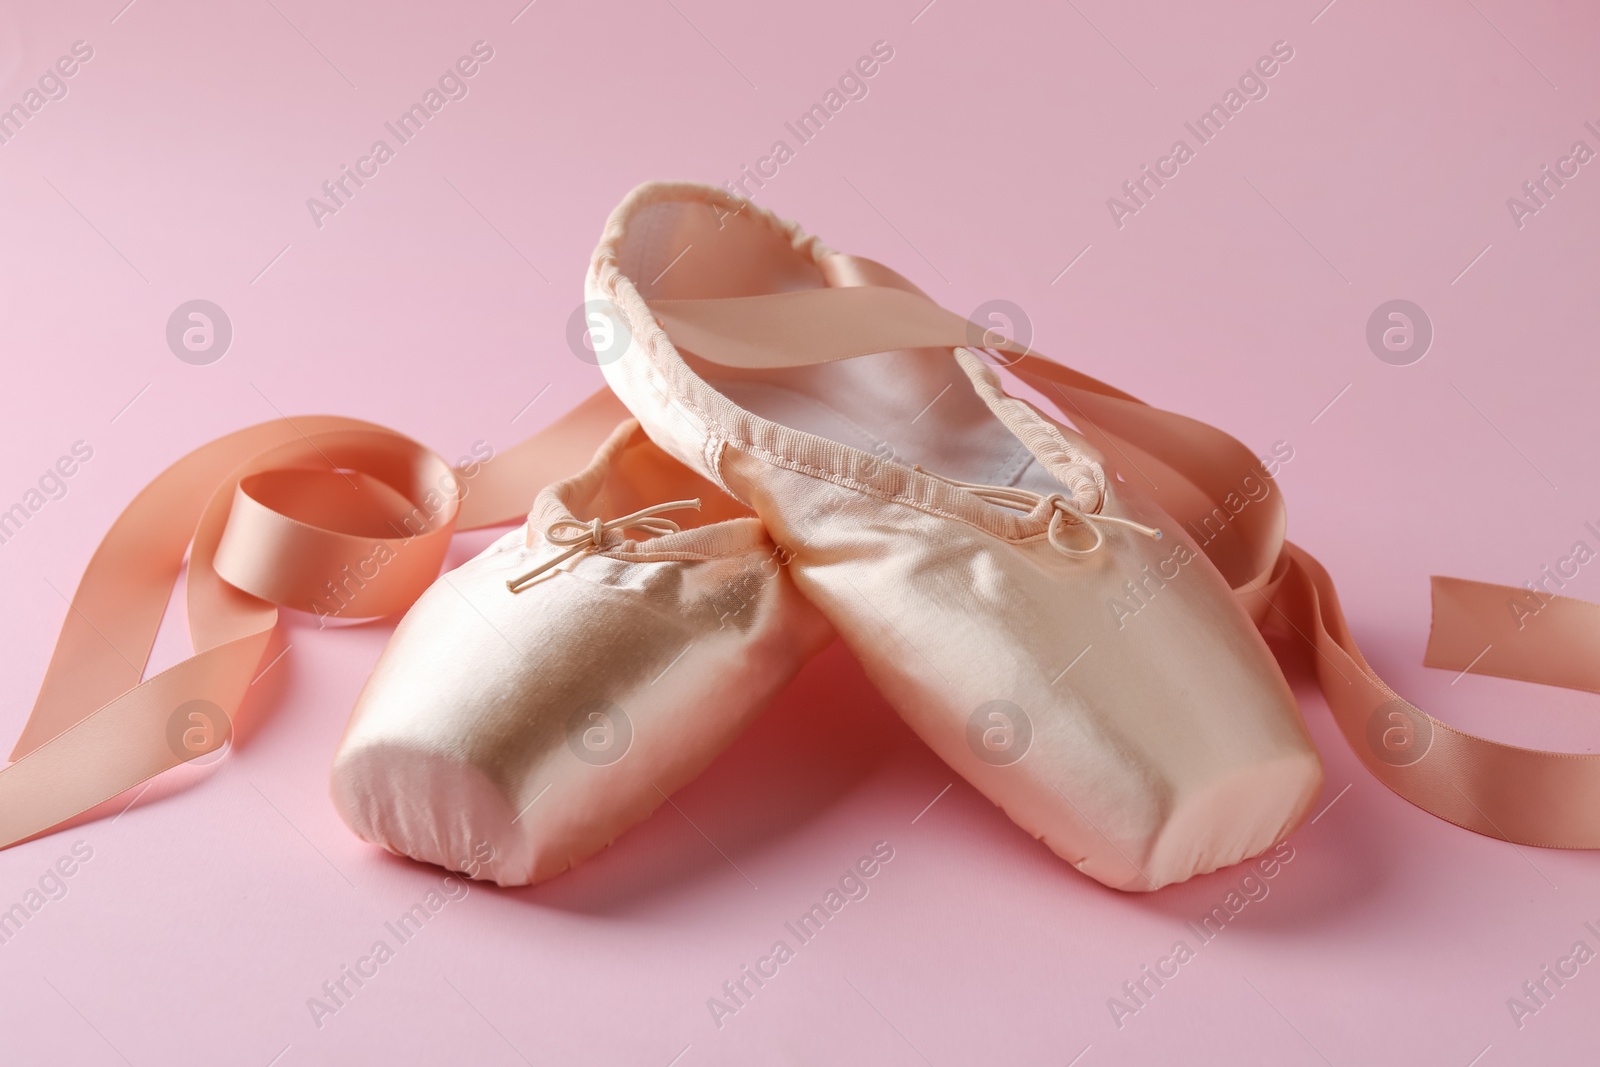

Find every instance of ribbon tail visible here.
[0,390,625,852]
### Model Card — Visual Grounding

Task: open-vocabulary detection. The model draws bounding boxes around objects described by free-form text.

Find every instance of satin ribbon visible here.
[8,274,1598,856]
[650,256,1600,850]
[0,391,627,851]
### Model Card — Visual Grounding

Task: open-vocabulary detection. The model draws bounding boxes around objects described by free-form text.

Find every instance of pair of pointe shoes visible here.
[333,183,1322,891]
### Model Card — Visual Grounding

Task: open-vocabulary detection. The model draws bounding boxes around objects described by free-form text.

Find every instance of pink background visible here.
[3,0,1599,1063]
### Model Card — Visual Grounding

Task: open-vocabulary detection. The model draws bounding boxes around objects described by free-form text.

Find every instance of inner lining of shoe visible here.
[620,196,1065,496]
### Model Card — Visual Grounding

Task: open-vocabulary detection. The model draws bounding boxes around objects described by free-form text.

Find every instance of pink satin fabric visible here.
[647,261,1600,850]
[593,190,1322,887]
[0,391,628,851]
[331,420,833,885]
[5,218,1599,868]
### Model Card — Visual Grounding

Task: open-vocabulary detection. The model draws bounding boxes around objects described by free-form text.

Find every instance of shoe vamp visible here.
[757,468,1309,850]
[333,538,820,880]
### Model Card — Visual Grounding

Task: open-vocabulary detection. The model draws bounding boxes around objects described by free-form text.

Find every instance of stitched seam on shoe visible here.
[625,324,1053,544]
[590,185,1056,544]
[702,436,738,500]
[732,438,1055,546]
[616,314,1054,541]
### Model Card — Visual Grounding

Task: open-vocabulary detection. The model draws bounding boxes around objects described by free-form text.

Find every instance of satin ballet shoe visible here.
[585,181,1323,890]
[331,418,832,885]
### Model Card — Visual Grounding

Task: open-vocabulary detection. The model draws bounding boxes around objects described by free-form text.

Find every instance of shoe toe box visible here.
[331,537,828,885]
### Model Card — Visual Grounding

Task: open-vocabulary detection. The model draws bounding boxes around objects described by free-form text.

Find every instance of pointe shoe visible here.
[331,418,832,885]
[585,181,1322,890]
